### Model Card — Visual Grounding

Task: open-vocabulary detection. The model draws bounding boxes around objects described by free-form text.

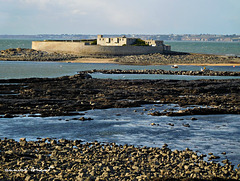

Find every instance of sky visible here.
[0,0,239,35]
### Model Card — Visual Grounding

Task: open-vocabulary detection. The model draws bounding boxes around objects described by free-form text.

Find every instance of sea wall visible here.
[32,41,164,55]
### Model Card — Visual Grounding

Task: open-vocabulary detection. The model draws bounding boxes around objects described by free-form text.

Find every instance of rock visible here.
[182,123,190,127]
[20,138,26,142]
[0,138,240,180]
[78,117,93,121]
[4,114,14,118]
[209,155,220,160]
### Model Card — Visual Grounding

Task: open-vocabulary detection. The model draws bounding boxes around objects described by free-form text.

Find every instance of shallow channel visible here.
[1,104,240,166]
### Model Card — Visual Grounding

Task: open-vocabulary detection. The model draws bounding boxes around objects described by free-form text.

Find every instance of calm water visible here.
[0,39,33,50]
[1,61,240,80]
[0,104,240,166]
[165,41,240,56]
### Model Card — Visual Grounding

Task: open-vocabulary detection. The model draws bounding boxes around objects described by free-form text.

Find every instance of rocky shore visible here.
[1,48,240,65]
[1,138,240,180]
[1,73,240,180]
[1,73,240,117]
[82,69,240,77]
[0,48,78,61]
[115,53,240,65]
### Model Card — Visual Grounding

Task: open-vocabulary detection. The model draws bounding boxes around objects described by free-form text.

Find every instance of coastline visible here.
[1,39,240,180]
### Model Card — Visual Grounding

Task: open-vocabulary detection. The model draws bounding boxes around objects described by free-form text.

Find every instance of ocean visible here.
[165,41,240,56]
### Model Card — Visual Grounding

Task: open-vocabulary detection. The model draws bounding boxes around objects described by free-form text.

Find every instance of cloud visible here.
[0,0,239,34]
[17,0,144,27]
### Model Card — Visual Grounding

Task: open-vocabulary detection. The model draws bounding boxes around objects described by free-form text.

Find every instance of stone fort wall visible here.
[32,41,167,55]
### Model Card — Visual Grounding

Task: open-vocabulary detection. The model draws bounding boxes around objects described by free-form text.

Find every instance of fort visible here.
[32,35,171,56]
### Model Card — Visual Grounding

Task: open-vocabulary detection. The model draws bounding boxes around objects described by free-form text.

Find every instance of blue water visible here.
[165,41,240,56]
[0,39,33,50]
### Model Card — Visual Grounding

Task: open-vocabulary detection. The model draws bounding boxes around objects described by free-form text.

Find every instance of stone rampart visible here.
[32,41,164,55]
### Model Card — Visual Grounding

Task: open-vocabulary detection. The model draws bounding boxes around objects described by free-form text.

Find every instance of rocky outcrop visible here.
[1,74,240,117]
[149,106,240,117]
[115,53,240,65]
[82,69,240,76]
[1,48,240,65]
[1,138,239,180]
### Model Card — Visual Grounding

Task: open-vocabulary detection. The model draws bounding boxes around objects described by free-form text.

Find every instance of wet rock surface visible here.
[115,53,240,65]
[0,73,240,117]
[0,48,78,61]
[1,138,240,180]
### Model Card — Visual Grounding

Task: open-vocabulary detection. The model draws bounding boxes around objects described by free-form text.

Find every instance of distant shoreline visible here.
[0,34,239,42]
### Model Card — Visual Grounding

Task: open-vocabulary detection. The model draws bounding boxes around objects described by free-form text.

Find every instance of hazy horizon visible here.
[0,0,239,35]
[0,33,240,36]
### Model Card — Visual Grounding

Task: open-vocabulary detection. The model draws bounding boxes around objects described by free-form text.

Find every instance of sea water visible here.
[1,61,240,80]
[165,41,240,57]
[0,39,33,51]
[0,104,239,166]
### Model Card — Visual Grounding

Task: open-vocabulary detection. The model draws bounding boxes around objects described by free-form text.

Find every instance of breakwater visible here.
[82,69,240,77]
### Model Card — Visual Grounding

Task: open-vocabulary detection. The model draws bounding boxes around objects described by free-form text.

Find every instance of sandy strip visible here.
[64,58,240,66]
[64,58,117,63]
